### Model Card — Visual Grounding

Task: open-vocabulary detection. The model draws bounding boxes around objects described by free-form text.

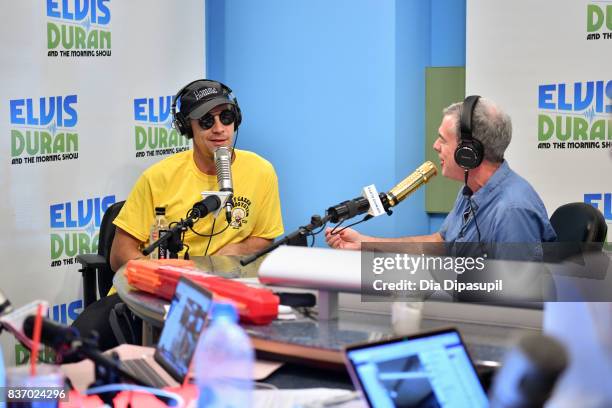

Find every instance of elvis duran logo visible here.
[584,193,611,250]
[14,299,83,365]
[537,80,612,150]
[49,195,116,267]
[46,0,111,58]
[133,96,190,159]
[9,95,79,165]
[587,3,612,40]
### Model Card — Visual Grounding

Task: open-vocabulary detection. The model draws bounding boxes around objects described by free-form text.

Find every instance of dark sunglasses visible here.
[198,109,236,130]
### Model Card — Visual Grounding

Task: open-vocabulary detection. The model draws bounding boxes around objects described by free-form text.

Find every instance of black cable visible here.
[204,218,216,256]
[463,170,486,257]
[468,198,482,244]
[306,221,328,247]
[330,214,372,236]
[189,221,230,237]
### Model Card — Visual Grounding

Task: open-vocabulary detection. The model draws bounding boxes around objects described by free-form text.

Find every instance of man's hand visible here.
[325,227,364,250]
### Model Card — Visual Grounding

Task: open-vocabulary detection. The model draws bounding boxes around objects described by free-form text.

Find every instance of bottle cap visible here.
[155,207,166,215]
[211,301,238,323]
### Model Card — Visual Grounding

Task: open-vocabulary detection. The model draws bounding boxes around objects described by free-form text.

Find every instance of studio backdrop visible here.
[466,0,611,249]
[0,0,204,363]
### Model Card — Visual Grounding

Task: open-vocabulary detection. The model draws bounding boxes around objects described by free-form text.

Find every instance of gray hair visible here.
[443,98,512,163]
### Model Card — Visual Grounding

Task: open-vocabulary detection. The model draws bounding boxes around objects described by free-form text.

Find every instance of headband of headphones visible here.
[171,79,242,138]
[454,95,484,170]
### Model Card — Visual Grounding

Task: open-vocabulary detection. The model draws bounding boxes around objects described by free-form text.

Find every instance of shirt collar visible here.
[470,160,510,207]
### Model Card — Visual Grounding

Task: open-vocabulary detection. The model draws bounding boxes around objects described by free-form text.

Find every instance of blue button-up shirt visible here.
[440,161,557,261]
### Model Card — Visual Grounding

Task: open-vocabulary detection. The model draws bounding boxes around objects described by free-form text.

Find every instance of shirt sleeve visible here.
[490,207,547,261]
[250,164,284,239]
[113,173,155,243]
[439,190,464,241]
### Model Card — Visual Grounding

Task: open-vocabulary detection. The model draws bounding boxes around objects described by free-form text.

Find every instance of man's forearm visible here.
[214,236,272,256]
[110,228,146,271]
[363,232,444,244]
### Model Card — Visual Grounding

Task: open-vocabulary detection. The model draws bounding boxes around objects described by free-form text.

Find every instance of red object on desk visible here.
[61,384,199,407]
[126,259,279,324]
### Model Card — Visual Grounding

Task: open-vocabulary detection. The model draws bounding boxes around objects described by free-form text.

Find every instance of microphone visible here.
[23,315,79,353]
[327,161,437,223]
[489,334,568,408]
[192,195,222,219]
[214,146,234,223]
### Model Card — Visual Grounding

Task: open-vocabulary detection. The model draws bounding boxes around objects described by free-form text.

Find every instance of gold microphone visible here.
[326,161,438,223]
[386,161,438,207]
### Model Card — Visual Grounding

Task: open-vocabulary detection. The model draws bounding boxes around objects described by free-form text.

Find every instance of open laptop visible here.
[344,328,489,408]
[121,277,212,388]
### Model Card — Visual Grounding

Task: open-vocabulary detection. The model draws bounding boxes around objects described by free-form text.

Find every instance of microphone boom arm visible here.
[240,214,330,266]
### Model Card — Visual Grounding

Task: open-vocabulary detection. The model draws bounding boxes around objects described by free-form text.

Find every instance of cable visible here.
[468,197,482,244]
[190,221,230,237]
[204,218,216,256]
[462,170,487,257]
[306,221,328,247]
[83,384,184,407]
[330,214,372,236]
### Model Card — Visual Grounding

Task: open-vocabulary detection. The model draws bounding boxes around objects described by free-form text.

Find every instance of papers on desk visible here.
[253,388,363,408]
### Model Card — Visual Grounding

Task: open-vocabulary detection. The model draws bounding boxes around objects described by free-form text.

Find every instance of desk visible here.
[114,256,539,368]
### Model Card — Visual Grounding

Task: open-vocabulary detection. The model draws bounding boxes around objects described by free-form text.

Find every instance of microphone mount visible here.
[142,195,221,259]
[326,192,393,224]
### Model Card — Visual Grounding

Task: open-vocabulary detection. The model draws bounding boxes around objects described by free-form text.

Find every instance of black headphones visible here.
[454,95,484,170]
[171,79,242,139]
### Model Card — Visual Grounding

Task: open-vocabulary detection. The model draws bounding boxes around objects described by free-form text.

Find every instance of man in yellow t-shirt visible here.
[110,79,284,271]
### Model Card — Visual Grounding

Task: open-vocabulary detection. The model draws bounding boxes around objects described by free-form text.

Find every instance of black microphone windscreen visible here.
[23,315,79,350]
[193,195,221,218]
[489,334,568,408]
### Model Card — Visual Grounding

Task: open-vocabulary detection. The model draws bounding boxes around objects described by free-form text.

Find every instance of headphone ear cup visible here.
[454,138,484,170]
[173,112,193,138]
[233,102,242,130]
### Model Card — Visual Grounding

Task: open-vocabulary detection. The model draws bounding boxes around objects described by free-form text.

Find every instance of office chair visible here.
[549,202,608,260]
[76,200,125,307]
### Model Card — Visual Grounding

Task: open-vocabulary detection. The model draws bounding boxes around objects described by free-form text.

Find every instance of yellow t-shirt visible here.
[114,149,284,257]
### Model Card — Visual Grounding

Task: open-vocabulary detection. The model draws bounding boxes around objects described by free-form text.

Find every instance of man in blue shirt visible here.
[325,97,557,260]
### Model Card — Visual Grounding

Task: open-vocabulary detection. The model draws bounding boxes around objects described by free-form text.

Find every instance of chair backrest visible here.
[549,202,608,259]
[97,200,125,297]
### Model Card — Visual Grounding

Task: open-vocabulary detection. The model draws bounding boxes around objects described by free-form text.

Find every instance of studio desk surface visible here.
[113,255,538,369]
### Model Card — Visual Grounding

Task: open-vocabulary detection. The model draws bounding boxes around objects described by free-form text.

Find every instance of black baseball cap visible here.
[178,80,236,119]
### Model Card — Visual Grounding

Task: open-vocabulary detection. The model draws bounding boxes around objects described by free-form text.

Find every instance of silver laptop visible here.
[122,277,212,388]
[344,328,489,408]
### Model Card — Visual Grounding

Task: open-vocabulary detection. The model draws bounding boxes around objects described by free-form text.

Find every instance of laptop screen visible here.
[154,277,212,382]
[345,329,488,408]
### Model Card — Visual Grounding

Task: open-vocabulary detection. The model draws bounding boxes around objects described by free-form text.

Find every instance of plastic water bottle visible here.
[0,346,6,408]
[149,206,169,259]
[195,302,254,408]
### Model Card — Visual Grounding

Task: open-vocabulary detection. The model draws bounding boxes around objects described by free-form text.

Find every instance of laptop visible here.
[121,277,213,388]
[344,328,489,408]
